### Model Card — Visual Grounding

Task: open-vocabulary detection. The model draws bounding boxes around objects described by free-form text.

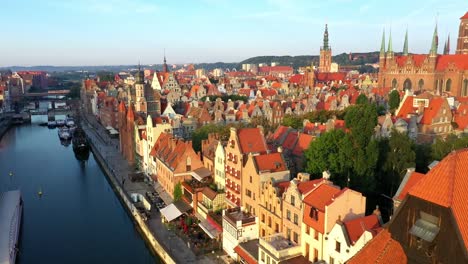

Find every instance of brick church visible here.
[378,11,468,97]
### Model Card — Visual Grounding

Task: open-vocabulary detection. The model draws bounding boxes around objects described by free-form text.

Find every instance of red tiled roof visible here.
[238,128,267,154]
[316,72,346,82]
[276,181,291,196]
[420,97,445,125]
[271,81,282,89]
[282,131,298,151]
[409,149,468,249]
[436,54,468,71]
[455,103,468,130]
[234,246,257,264]
[226,71,255,78]
[462,11,468,19]
[258,66,293,73]
[347,229,407,264]
[297,179,324,194]
[396,171,425,201]
[271,125,291,142]
[254,153,287,173]
[396,96,414,118]
[343,215,382,245]
[303,184,342,211]
[289,74,304,84]
[395,54,427,68]
[292,133,314,156]
[118,101,126,112]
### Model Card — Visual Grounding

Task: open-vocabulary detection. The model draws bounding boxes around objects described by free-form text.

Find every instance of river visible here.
[0,115,158,263]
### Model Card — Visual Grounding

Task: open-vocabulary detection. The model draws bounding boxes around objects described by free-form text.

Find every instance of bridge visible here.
[23,90,70,100]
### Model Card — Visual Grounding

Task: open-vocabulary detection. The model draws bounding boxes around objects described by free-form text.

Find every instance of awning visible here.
[198,219,221,239]
[191,167,211,182]
[174,200,192,214]
[160,203,182,222]
[105,126,113,130]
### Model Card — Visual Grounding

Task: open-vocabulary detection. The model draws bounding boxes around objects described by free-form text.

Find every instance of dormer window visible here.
[310,207,319,221]
[410,211,440,243]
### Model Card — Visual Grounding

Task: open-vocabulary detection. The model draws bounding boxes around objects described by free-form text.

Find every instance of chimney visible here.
[297,172,310,182]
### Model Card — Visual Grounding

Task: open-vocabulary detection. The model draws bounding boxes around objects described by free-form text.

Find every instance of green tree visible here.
[305,129,353,187]
[281,115,303,129]
[388,90,400,112]
[431,134,468,161]
[356,94,369,105]
[384,129,416,195]
[173,182,182,202]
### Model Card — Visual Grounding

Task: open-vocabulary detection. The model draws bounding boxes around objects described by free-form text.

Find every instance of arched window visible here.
[446,79,452,92]
[392,79,397,89]
[404,79,412,91]
[418,79,424,91]
[463,79,468,97]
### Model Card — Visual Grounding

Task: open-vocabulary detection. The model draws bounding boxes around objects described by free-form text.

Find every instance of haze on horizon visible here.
[1,0,466,67]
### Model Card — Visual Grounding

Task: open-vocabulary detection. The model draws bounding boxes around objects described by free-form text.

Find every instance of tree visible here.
[281,115,303,129]
[305,129,353,187]
[388,90,400,112]
[431,134,468,161]
[384,129,416,195]
[173,182,182,202]
[356,94,369,105]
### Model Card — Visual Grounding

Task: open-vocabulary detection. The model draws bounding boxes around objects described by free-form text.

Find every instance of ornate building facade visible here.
[378,11,468,97]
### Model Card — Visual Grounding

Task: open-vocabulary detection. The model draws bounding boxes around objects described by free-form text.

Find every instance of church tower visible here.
[162,50,169,73]
[319,24,332,73]
[134,64,147,112]
[456,12,468,54]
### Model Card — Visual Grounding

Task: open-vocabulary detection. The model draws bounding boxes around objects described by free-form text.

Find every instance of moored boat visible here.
[58,127,71,140]
[0,190,23,264]
[56,119,66,127]
[72,127,90,161]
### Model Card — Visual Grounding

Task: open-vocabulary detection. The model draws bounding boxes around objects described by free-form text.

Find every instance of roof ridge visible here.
[447,152,457,206]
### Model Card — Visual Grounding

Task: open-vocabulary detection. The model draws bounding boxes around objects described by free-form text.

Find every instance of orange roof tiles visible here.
[409,149,468,249]
[258,66,293,73]
[462,11,468,19]
[396,171,425,201]
[420,97,445,125]
[253,153,287,173]
[343,215,382,245]
[292,133,314,156]
[289,74,304,84]
[455,103,468,130]
[395,54,427,68]
[297,179,324,194]
[303,184,342,211]
[282,131,298,151]
[347,229,407,264]
[396,96,414,118]
[436,54,468,71]
[237,128,267,154]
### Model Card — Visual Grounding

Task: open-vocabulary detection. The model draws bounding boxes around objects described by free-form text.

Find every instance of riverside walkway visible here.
[81,112,221,264]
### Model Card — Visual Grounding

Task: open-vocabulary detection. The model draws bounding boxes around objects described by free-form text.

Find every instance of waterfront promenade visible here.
[81,112,222,264]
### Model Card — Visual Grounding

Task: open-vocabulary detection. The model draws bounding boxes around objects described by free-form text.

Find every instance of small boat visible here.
[0,190,23,264]
[72,127,90,161]
[38,122,48,127]
[66,117,75,127]
[58,127,71,140]
[47,121,57,128]
[56,119,66,127]
[11,115,24,125]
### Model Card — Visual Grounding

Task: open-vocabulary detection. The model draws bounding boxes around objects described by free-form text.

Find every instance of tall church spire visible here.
[447,34,450,54]
[380,29,386,58]
[387,30,393,58]
[162,49,168,73]
[403,29,409,56]
[430,24,438,56]
[323,24,330,50]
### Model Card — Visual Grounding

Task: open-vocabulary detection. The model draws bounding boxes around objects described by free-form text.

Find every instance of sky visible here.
[0,0,466,66]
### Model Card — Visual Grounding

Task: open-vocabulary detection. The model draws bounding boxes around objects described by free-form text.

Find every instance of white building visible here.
[222,207,259,259]
[259,233,302,264]
[142,115,172,176]
[214,141,225,190]
[212,68,224,78]
[325,214,381,264]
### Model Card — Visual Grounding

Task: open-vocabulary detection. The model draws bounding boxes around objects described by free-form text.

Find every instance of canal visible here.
[0,116,159,263]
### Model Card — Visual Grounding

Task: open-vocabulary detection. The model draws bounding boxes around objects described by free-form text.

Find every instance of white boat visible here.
[0,190,23,264]
[47,121,56,128]
[56,119,66,127]
[66,120,75,127]
[58,127,71,140]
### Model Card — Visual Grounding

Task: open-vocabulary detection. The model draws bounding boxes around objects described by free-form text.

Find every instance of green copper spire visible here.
[323,24,330,50]
[380,29,386,57]
[387,30,393,57]
[403,29,409,56]
[430,24,438,56]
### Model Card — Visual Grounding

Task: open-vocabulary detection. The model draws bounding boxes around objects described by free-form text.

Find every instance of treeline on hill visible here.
[239,52,380,71]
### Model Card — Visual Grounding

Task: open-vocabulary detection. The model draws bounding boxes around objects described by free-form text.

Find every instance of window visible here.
[329,257,335,264]
[409,211,440,242]
[310,207,319,221]
[464,79,468,96]
[335,241,341,253]
[275,223,279,233]
[446,79,452,92]
[291,195,295,206]
[261,214,265,223]
[261,251,265,262]
[293,232,299,243]
[268,217,272,227]
[249,176,252,183]
[286,210,291,220]
[294,214,298,225]
[287,228,291,239]
[305,226,310,235]
[314,229,319,240]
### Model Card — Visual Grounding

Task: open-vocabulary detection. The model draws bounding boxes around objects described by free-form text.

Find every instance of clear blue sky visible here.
[1,0,466,66]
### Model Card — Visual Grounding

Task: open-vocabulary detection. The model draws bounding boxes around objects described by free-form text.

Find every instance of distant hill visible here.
[240,52,381,69]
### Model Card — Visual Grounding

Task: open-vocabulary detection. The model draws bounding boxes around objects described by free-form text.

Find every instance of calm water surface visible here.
[0,116,158,264]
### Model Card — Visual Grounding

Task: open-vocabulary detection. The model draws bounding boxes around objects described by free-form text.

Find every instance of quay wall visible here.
[0,118,12,140]
[87,132,176,264]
